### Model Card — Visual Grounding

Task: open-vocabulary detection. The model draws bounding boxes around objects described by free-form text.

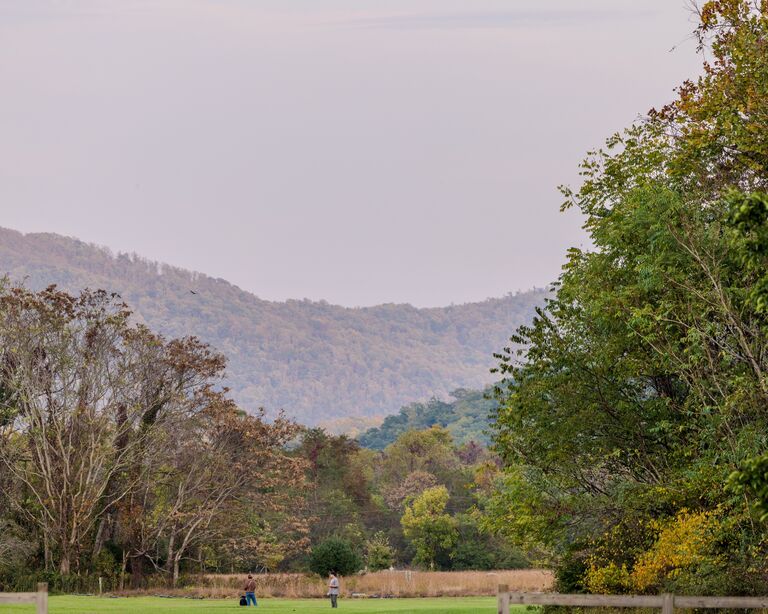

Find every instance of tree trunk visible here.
[94,404,128,560]
[130,554,144,589]
[119,551,127,591]
[166,532,176,587]
[59,552,70,576]
[92,513,110,559]
[44,534,51,571]
[172,556,180,588]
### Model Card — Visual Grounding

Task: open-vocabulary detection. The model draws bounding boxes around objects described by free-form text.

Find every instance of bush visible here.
[309,538,362,577]
[451,539,496,571]
[554,546,588,594]
[450,516,529,571]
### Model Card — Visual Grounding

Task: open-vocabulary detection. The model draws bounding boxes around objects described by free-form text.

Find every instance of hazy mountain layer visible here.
[0,227,545,423]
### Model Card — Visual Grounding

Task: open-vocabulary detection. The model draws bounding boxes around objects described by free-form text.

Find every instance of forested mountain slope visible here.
[357,388,497,449]
[0,227,545,423]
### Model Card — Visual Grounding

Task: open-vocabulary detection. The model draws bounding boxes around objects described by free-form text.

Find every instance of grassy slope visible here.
[2,596,521,613]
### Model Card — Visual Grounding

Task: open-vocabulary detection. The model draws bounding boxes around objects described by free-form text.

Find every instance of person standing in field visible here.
[328,571,339,608]
[243,574,257,606]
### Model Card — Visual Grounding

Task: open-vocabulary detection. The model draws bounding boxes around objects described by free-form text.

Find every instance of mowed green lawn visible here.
[1,595,528,614]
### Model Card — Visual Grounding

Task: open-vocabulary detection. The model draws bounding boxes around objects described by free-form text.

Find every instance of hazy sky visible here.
[1,0,702,307]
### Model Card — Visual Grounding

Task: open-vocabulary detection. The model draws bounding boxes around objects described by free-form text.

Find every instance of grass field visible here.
[1,595,530,613]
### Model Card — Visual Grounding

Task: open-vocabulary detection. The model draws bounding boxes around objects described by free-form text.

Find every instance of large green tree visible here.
[490,0,768,595]
[401,486,458,570]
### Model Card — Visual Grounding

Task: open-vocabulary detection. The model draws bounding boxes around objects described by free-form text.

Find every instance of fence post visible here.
[498,583,509,614]
[662,593,674,614]
[36,582,48,614]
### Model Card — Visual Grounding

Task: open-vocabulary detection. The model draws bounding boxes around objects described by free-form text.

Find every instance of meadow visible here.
[1,595,528,614]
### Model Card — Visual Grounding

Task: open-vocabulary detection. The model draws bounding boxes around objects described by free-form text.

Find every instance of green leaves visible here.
[727,454,768,522]
[401,485,458,570]
[491,1,768,593]
[726,191,768,314]
[364,532,395,572]
[308,538,363,577]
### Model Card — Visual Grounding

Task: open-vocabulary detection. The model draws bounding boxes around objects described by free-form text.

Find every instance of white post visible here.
[36,582,48,614]
[662,593,675,614]
[497,584,509,614]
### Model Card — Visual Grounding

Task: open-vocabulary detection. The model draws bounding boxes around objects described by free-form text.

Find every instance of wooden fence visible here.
[497,585,768,614]
[0,582,48,613]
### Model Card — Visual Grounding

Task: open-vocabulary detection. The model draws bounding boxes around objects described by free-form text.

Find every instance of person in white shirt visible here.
[328,572,339,608]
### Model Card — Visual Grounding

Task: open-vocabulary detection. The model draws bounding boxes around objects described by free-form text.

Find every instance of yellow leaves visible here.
[585,510,722,594]
[631,510,721,591]
[585,561,632,594]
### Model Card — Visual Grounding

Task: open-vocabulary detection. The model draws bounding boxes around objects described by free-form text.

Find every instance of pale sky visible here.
[1,0,702,307]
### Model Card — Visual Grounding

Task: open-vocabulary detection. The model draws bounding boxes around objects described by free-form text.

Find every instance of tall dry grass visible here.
[116,569,553,599]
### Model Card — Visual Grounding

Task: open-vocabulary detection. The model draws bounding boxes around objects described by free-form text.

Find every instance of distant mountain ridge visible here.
[0,226,546,423]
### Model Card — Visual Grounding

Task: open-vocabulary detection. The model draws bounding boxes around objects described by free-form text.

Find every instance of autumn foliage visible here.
[0,283,307,588]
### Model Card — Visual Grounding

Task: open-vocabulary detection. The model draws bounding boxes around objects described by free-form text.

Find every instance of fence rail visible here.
[497,586,768,614]
[0,582,48,613]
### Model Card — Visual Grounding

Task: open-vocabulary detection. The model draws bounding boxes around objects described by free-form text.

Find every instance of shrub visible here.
[308,538,362,577]
[451,539,496,571]
[584,561,632,594]
[554,547,588,593]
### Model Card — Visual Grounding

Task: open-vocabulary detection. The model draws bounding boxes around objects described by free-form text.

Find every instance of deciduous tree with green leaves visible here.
[364,531,395,571]
[401,486,458,570]
[491,0,768,594]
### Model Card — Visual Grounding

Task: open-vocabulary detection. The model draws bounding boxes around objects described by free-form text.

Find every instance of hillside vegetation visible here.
[357,388,496,450]
[0,227,544,423]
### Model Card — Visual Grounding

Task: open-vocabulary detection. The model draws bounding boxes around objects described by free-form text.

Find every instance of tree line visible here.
[0,282,523,592]
[290,426,526,575]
